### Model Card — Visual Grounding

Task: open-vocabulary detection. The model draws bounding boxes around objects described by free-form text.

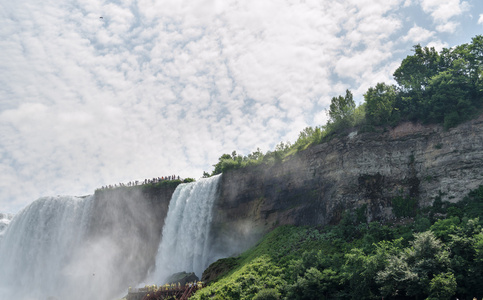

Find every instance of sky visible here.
[0,0,482,213]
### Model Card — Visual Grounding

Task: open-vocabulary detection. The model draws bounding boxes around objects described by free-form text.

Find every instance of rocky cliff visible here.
[209,115,483,256]
[81,116,483,279]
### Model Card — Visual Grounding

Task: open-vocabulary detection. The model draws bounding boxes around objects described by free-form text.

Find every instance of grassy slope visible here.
[191,226,343,300]
[191,186,483,300]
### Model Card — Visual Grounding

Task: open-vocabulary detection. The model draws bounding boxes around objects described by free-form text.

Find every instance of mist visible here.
[0,174,261,299]
[0,186,166,300]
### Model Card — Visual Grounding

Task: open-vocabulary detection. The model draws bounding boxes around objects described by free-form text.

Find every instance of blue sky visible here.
[1,0,482,213]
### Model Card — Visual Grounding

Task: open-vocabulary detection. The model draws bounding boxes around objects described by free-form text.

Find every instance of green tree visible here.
[328,89,356,129]
[377,254,416,298]
[252,288,280,300]
[393,45,440,121]
[343,247,388,300]
[428,272,457,300]
[294,127,320,150]
[426,42,479,128]
[364,82,397,125]
[393,45,440,93]
[212,153,238,175]
[470,35,483,95]
[430,216,460,242]
[377,231,452,299]
[443,218,483,297]
[286,267,340,300]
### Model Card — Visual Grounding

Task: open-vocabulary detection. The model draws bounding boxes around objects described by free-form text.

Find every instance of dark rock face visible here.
[210,115,483,256]
[87,185,177,289]
[201,257,239,284]
[165,272,199,285]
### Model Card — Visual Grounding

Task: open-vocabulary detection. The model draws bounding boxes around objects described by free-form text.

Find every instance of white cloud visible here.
[419,0,470,32]
[403,25,435,43]
[0,0,478,213]
[426,40,449,51]
[404,0,413,7]
[435,21,459,33]
[420,0,469,22]
[478,14,483,25]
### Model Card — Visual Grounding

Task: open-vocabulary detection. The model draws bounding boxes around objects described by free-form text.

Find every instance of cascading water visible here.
[0,195,94,300]
[0,175,224,299]
[152,174,221,283]
[0,212,14,237]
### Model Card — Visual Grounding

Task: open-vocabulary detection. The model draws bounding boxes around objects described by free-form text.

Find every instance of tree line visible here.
[206,35,483,176]
[330,35,483,130]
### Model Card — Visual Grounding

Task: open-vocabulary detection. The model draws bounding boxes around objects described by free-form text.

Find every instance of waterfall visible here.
[152,174,221,283]
[0,195,93,300]
[0,174,223,298]
[0,212,14,237]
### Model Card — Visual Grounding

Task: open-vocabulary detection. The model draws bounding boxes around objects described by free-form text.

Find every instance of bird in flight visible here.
[99,16,103,19]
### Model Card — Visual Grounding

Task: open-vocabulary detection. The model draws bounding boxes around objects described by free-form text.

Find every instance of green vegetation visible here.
[392,194,418,218]
[206,35,483,176]
[208,147,291,176]
[393,37,483,129]
[327,90,357,131]
[192,186,483,300]
[197,37,483,297]
[94,178,195,195]
[142,178,196,191]
[364,82,398,126]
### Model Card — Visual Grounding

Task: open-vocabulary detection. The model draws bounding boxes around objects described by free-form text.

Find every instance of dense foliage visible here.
[207,36,483,176]
[94,178,195,195]
[191,186,483,300]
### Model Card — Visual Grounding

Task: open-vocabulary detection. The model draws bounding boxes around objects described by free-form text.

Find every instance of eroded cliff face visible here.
[210,115,483,256]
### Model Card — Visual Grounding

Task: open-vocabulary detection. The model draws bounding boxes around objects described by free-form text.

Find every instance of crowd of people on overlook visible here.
[129,281,203,294]
[98,175,181,191]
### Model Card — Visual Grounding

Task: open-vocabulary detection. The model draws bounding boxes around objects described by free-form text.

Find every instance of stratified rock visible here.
[209,115,483,258]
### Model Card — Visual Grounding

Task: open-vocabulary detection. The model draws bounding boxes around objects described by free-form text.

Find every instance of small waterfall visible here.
[0,195,93,300]
[152,174,221,283]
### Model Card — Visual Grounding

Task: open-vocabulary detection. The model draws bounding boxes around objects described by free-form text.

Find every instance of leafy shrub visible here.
[392,195,418,218]
[252,288,280,300]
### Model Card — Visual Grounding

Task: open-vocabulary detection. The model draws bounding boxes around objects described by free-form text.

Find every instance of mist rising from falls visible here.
[0,196,93,300]
[0,190,159,300]
[0,175,225,298]
[152,174,221,283]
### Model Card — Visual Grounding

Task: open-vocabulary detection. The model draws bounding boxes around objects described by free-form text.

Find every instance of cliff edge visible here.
[210,115,483,256]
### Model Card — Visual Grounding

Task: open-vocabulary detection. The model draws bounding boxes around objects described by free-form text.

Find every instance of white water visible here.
[0,196,93,300]
[0,212,14,237]
[0,175,224,298]
[152,174,221,283]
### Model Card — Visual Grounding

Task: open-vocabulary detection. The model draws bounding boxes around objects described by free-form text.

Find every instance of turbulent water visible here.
[0,175,223,299]
[0,196,94,300]
[0,212,14,236]
[152,174,221,283]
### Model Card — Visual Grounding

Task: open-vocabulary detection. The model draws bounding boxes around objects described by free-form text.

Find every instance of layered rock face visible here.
[210,115,483,255]
[81,116,483,275]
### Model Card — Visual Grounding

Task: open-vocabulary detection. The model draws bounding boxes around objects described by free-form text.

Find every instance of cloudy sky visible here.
[1,0,482,213]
